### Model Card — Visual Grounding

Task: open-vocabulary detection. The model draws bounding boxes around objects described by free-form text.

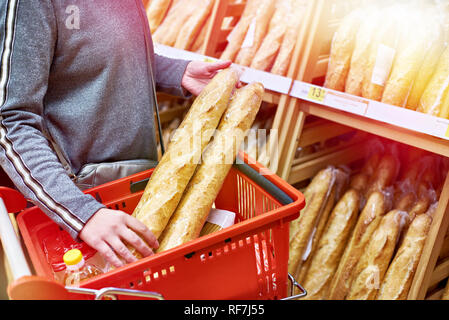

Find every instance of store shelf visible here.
[289,81,449,158]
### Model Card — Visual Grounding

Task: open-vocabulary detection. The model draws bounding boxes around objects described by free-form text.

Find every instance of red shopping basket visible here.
[14,153,305,300]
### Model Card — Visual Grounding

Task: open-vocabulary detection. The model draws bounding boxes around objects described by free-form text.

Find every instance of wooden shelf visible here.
[300,101,449,158]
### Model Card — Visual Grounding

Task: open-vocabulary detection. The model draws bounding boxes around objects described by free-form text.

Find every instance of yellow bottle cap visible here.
[63,249,83,266]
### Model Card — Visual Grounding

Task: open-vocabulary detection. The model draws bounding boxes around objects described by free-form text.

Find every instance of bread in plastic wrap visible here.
[250,0,291,72]
[327,191,388,300]
[288,167,336,281]
[365,154,400,197]
[302,189,361,300]
[347,210,409,300]
[153,0,197,46]
[146,0,172,32]
[361,6,401,101]
[324,9,363,92]
[132,69,239,239]
[418,45,449,117]
[381,10,431,107]
[377,210,433,300]
[345,9,381,96]
[406,12,446,110]
[174,0,215,50]
[157,82,264,252]
[270,0,307,76]
[234,0,276,67]
[220,0,259,62]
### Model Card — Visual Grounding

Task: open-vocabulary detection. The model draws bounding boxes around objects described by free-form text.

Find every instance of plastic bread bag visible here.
[417,44,449,117]
[301,188,362,300]
[361,4,403,101]
[270,0,308,76]
[345,6,382,96]
[327,188,392,300]
[360,138,386,176]
[346,210,410,300]
[377,202,437,300]
[406,6,447,110]
[250,0,291,72]
[295,167,351,285]
[288,166,338,284]
[234,0,276,67]
[324,8,364,92]
[381,4,438,108]
[365,148,401,198]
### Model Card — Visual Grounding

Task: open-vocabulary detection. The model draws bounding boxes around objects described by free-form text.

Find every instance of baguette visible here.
[157,83,264,252]
[288,167,336,279]
[235,0,276,67]
[298,168,350,270]
[347,210,409,300]
[362,7,401,101]
[365,154,399,197]
[324,10,362,92]
[381,11,429,107]
[418,46,449,117]
[250,0,290,72]
[220,0,259,62]
[349,173,369,195]
[174,0,215,50]
[270,0,307,76]
[377,213,432,300]
[153,0,196,46]
[132,69,239,239]
[327,191,388,300]
[345,9,380,96]
[302,189,361,300]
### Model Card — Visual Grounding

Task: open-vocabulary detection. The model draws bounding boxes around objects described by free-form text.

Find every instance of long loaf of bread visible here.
[174,0,215,50]
[302,189,361,300]
[270,0,307,76]
[132,69,239,239]
[365,154,399,197]
[417,46,449,117]
[324,10,362,92]
[347,210,409,300]
[234,0,276,67]
[296,168,349,284]
[327,191,388,300]
[250,0,290,72]
[220,0,259,62]
[345,9,380,96]
[442,281,449,300]
[377,213,433,300]
[288,167,336,279]
[157,82,264,252]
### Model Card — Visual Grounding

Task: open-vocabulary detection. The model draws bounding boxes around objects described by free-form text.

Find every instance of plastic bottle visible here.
[63,249,103,286]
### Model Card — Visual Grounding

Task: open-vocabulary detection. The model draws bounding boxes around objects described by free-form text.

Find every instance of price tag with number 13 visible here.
[307,86,327,103]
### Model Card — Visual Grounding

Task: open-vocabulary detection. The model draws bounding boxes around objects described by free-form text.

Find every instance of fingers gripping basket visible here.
[14,153,305,300]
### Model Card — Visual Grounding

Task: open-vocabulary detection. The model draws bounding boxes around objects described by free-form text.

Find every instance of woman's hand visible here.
[79,208,159,268]
[181,60,241,96]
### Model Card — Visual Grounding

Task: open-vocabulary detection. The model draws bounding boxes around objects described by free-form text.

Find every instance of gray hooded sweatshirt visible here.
[0,0,190,239]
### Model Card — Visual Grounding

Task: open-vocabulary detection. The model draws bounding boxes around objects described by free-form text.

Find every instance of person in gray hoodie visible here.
[0,0,235,268]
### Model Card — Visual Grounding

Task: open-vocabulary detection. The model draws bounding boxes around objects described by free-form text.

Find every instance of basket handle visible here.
[281,273,307,300]
[65,286,165,300]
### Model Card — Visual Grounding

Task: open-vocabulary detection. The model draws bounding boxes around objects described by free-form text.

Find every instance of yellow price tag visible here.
[307,86,327,103]
[204,57,216,63]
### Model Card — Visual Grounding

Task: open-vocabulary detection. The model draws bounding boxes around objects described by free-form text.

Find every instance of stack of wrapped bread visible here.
[325,1,449,119]
[146,0,310,76]
[132,68,264,253]
[288,140,445,300]
[220,0,308,76]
